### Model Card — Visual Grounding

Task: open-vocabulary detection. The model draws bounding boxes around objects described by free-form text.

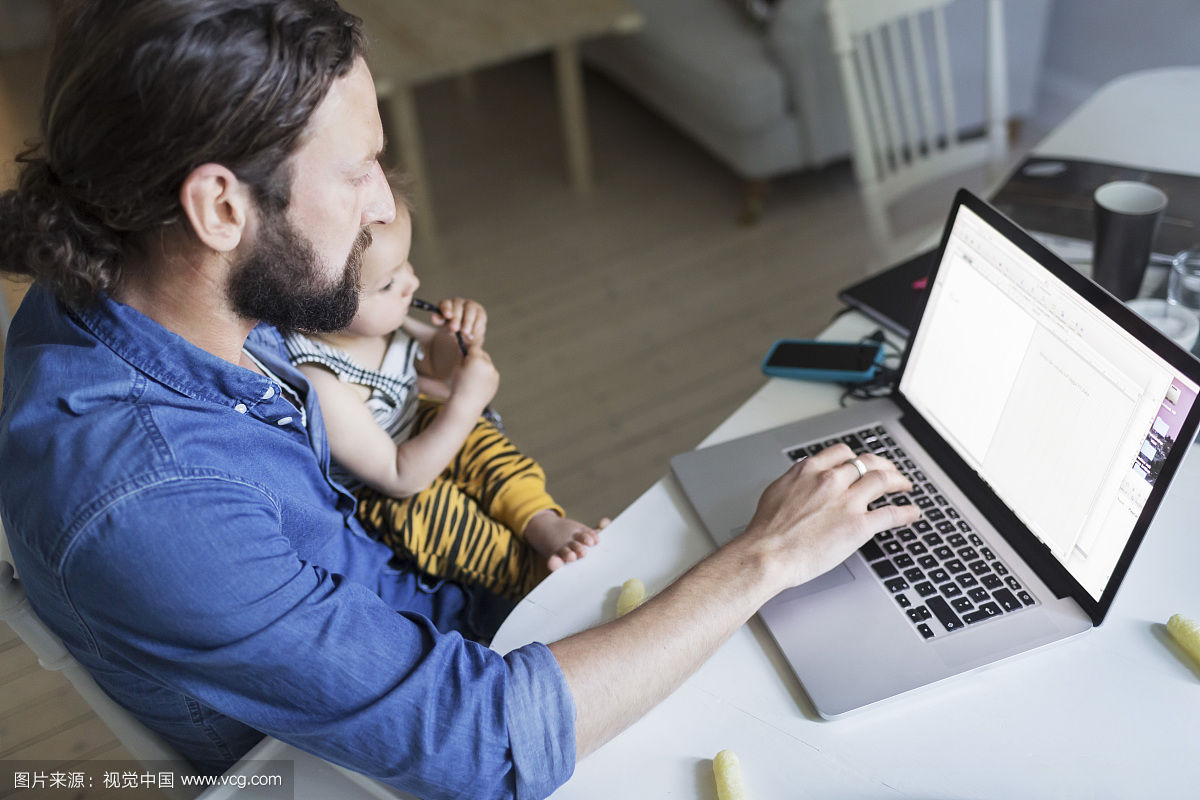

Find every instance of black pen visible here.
[411,297,469,356]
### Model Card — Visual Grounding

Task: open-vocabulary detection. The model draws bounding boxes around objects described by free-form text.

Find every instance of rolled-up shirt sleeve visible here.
[61,476,576,800]
[503,643,576,800]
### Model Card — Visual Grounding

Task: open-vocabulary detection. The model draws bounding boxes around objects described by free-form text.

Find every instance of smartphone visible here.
[760,338,884,383]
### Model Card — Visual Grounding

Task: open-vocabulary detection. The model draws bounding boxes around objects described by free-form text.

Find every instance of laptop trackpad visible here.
[768,562,856,605]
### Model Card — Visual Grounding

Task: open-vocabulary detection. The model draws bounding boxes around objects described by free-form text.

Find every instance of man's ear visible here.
[179,164,251,252]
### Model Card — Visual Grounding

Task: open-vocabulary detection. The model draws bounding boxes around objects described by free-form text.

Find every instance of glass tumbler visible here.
[1168,247,1200,316]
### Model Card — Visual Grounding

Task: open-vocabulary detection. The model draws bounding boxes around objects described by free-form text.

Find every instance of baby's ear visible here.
[178,164,251,252]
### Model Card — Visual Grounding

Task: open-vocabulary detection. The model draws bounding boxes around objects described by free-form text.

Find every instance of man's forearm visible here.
[547,445,919,760]
[548,537,780,758]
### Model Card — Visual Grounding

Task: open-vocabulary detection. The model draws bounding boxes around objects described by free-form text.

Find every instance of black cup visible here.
[1092,181,1168,300]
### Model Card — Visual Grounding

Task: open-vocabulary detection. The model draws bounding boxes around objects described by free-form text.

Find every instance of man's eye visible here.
[353,160,381,186]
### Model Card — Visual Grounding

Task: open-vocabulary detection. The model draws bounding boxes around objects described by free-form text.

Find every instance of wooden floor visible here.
[0,43,1039,795]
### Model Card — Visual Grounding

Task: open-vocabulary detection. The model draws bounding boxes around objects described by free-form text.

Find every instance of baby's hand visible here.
[433,297,487,346]
[450,343,499,413]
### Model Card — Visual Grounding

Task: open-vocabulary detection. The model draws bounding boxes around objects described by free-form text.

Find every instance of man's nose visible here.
[362,162,396,227]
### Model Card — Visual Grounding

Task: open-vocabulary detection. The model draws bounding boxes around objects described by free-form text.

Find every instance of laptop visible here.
[671,189,1200,718]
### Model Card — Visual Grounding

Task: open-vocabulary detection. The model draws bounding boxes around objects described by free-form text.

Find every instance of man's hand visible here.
[740,442,920,596]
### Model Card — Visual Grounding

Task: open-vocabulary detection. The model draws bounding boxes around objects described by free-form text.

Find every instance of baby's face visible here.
[345,208,420,338]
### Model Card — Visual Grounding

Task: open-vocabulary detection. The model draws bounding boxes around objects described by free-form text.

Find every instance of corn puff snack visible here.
[1167,613,1200,667]
[616,578,645,617]
[713,749,747,800]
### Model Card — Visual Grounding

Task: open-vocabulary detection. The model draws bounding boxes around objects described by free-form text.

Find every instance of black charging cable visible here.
[838,328,902,407]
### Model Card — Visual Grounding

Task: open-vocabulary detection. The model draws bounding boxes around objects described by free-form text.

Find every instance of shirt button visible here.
[234,403,248,414]
[262,385,276,400]
[276,417,294,426]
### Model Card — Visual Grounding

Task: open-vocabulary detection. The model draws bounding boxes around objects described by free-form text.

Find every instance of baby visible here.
[285,203,602,601]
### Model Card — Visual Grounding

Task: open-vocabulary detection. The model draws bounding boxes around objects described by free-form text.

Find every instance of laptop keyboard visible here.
[786,424,1038,641]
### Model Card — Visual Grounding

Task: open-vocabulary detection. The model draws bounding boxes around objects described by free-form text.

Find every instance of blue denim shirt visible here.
[0,286,575,800]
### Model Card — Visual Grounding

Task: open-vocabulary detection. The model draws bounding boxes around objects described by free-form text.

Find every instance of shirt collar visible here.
[70,290,291,411]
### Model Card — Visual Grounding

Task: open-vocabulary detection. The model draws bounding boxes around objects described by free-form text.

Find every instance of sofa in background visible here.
[582,0,1052,218]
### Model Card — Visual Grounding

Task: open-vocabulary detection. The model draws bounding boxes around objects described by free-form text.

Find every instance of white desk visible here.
[491,67,1200,798]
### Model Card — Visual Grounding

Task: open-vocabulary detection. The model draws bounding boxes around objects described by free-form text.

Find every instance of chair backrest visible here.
[826,0,1008,255]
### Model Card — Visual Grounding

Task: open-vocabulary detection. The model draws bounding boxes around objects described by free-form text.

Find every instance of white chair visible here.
[826,0,1009,262]
[0,520,409,800]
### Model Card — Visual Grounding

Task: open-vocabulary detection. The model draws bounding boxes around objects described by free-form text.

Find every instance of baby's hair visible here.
[384,169,415,215]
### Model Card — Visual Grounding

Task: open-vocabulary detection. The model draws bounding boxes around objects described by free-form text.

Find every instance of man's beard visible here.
[227,211,372,333]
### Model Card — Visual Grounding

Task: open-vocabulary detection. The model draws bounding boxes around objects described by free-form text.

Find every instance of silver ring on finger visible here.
[844,456,867,481]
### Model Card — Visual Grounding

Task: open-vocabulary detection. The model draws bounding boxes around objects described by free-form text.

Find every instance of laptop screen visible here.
[899,202,1200,602]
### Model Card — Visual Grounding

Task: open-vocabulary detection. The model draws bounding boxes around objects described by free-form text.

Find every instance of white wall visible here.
[1037,0,1200,128]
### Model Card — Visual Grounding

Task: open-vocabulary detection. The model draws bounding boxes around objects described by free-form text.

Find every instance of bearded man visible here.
[0,3,914,798]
